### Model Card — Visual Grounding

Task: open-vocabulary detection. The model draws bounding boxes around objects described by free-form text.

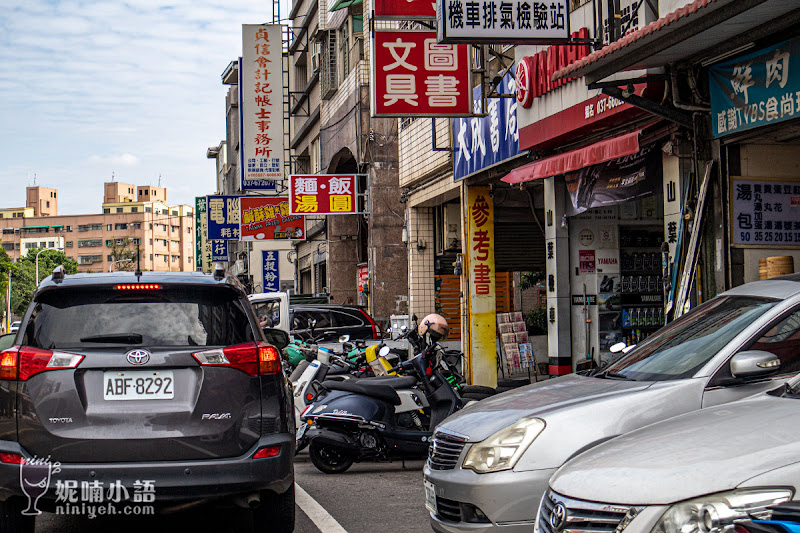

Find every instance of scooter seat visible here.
[326,364,351,376]
[321,377,415,405]
[358,375,418,389]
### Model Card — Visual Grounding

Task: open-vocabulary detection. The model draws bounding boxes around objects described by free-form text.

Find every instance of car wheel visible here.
[309,442,354,474]
[0,499,34,533]
[460,385,497,396]
[254,483,295,533]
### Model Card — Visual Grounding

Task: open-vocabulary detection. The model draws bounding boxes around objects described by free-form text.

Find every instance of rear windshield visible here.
[24,286,255,349]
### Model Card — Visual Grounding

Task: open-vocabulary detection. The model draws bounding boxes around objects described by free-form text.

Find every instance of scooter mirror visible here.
[339,335,350,343]
[401,325,408,332]
[609,342,627,353]
[379,346,391,357]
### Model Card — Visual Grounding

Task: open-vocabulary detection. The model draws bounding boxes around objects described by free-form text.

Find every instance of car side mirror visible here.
[609,342,627,353]
[262,328,290,351]
[730,350,781,379]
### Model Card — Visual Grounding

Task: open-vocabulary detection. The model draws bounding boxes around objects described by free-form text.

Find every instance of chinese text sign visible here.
[195,197,211,272]
[240,197,306,241]
[710,37,800,138]
[206,196,241,240]
[731,177,800,247]
[262,251,281,292]
[437,0,569,43]
[453,71,520,180]
[289,175,358,215]
[240,25,284,190]
[210,240,228,262]
[375,0,436,17]
[372,31,471,117]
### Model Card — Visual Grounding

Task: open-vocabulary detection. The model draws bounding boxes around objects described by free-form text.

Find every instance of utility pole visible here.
[5,269,10,334]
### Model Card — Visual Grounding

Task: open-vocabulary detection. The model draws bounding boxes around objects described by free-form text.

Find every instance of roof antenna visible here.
[158,173,162,187]
[135,243,142,281]
[33,173,37,186]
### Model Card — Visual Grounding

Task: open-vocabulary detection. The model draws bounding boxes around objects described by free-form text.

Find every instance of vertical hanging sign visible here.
[262,250,281,292]
[240,24,284,191]
[466,185,496,387]
[195,197,212,272]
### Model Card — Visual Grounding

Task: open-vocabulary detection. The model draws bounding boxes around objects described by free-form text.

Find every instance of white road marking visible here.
[295,482,349,533]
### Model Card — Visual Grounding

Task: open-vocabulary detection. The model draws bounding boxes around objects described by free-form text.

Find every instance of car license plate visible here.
[424,479,437,514]
[103,370,174,401]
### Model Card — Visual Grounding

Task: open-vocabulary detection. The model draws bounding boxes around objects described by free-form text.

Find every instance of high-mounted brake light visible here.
[0,346,83,381]
[116,284,161,290]
[192,342,281,376]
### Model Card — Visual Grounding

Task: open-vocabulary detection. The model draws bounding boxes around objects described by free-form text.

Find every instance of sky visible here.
[0,0,289,215]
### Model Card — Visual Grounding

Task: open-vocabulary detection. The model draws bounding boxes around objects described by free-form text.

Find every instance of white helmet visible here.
[418,313,449,343]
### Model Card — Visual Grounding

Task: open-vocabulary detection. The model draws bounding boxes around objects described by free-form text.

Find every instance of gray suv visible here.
[0,267,295,532]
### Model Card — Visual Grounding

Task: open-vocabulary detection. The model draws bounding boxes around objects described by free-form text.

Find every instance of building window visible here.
[103,208,110,214]
[66,226,72,232]
[1,228,13,235]
[114,223,128,230]
[1,243,12,251]
[132,223,141,229]
[131,207,138,213]
[116,208,123,213]
[172,210,178,216]
[25,243,35,249]
[46,201,50,208]
[78,224,102,232]
[145,207,152,213]
[78,239,103,248]
[65,241,73,248]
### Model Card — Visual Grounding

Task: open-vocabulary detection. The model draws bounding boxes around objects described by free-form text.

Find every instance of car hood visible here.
[438,374,654,442]
[550,393,800,505]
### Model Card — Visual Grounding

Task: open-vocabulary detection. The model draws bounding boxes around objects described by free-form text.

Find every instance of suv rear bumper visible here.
[0,434,294,505]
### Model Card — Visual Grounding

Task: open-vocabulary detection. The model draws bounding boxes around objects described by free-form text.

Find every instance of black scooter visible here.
[300,339,464,474]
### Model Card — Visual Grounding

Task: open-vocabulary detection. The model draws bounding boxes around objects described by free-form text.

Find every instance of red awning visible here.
[501,129,641,185]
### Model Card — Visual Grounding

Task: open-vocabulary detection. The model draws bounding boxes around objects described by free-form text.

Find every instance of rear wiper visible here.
[79,333,143,344]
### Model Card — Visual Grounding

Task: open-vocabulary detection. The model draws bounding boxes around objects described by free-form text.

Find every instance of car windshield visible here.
[24,286,254,349]
[601,296,780,381]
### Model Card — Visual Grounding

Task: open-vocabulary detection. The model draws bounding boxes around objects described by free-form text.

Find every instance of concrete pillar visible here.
[407,206,436,321]
[544,176,572,375]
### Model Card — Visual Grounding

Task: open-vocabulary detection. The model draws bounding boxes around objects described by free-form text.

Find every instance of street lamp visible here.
[36,247,64,285]
[109,258,133,272]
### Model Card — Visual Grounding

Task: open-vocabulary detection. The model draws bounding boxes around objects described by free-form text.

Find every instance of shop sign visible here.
[515,28,591,108]
[289,174,359,215]
[436,0,569,44]
[206,196,241,240]
[239,197,306,241]
[731,177,800,247]
[578,249,595,273]
[240,25,283,191]
[262,251,280,292]
[210,240,228,262]
[453,71,520,181]
[375,0,435,18]
[565,144,661,216]
[195,197,212,272]
[466,186,497,386]
[371,31,471,117]
[571,294,596,305]
[710,37,800,138]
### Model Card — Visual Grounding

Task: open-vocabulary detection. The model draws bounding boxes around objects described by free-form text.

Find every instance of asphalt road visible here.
[34,450,432,533]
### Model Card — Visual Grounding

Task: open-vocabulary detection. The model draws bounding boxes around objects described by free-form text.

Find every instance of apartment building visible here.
[0,183,194,273]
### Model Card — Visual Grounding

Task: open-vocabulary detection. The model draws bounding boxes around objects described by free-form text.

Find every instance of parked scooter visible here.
[734,502,800,533]
[300,314,463,474]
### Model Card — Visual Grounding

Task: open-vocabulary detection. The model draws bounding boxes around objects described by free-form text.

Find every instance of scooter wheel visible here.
[309,442,354,474]
[460,385,497,396]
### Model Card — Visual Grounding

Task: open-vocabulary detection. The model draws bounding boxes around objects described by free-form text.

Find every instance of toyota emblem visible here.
[126,349,151,366]
[549,502,568,532]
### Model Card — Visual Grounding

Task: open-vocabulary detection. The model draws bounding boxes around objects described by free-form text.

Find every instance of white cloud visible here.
[0,0,289,215]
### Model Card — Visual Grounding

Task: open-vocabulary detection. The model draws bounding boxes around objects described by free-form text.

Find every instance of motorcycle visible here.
[735,502,800,533]
[299,337,464,474]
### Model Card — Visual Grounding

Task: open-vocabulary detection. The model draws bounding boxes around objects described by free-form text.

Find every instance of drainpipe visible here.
[670,65,710,112]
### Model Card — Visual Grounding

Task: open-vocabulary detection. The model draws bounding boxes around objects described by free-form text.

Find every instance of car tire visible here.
[497,378,529,388]
[254,483,296,533]
[460,385,497,396]
[0,499,34,533]
[309,442,354,474]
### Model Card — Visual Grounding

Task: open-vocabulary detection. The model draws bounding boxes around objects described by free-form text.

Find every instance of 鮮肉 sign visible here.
[371,31,471,117]
[289,175,359,215]
[436,0,569,44]
[239,197,306,241]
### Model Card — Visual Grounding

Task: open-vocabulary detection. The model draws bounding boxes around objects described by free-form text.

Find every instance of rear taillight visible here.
[253,445,281,459]
[0,453,25,465]
[193,342,281,376]
[0,346,83,381]
[359,309,380,339]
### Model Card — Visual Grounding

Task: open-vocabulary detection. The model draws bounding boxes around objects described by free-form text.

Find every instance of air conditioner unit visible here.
[440,203,461,252]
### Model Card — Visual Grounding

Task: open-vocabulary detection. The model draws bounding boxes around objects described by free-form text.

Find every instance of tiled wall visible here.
[407,207,436,319]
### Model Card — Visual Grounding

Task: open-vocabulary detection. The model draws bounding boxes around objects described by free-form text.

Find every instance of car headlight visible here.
[653,489,793,533]
[462,417,545,473]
